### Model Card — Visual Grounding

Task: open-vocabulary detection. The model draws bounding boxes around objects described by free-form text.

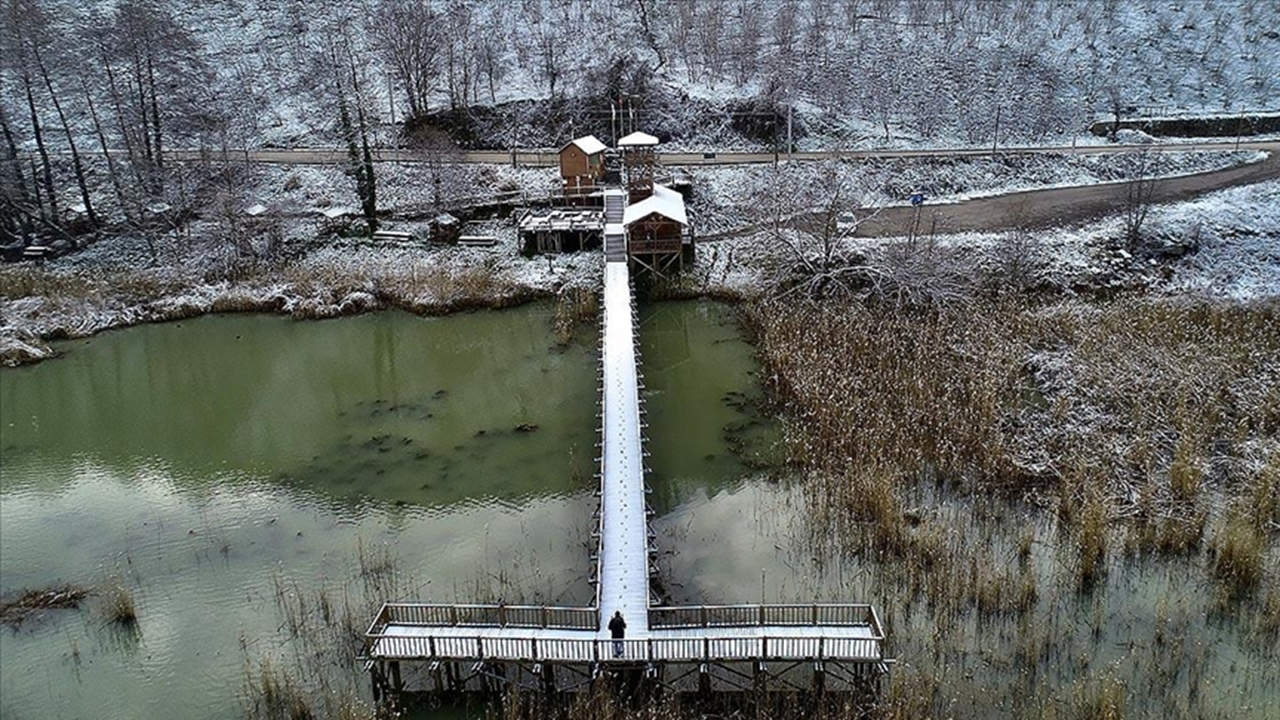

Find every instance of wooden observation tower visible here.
[618,131,661,203]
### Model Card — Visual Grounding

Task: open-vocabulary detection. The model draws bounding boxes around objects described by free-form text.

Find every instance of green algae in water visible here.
[0,300,782,719]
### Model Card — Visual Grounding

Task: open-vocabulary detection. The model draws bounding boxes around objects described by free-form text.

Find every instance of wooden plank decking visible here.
[366,602,884,663]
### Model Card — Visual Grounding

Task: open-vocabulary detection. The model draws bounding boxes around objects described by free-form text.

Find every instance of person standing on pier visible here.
[608,611,626,658]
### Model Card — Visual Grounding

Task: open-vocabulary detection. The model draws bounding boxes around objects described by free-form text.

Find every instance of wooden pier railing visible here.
[648,603,884,637]
[366,634,882,664]
[366,603,598,635]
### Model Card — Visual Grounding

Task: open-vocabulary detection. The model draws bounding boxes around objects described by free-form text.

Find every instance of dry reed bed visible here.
[749,295,1280,717]
[752,296,1279,523]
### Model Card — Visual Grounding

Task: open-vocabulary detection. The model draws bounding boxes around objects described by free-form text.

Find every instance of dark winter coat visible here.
[608,614,626,639]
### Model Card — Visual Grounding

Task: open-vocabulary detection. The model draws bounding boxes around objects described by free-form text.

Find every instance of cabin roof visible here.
[623,184,687,226]
[617,131,659,147]
[562,135,607,155]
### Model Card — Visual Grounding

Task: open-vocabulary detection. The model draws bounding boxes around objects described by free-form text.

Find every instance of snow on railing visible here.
[364,634,882,663]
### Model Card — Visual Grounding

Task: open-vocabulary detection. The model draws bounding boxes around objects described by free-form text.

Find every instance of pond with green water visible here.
[2,300,1276,719]
[0,301,774,719]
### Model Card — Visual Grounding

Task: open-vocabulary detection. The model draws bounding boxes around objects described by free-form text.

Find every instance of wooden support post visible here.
[754,661,767,697]
[495,662,507,694]
[446,661,459,692]
[390,661,403,693]
[370,664,384,703]
[699,663,712,695]
[812,661,826,697]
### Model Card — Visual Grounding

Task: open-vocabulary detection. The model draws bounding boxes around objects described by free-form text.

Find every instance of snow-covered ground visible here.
[7,1,1278,153]
[689,151,1267,237]
[685,179,1280,304]
[3,164,1277,367]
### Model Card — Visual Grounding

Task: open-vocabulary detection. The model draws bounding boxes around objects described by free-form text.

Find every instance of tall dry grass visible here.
[0,265,191,305]
[751,297,1280,546]
[282,256,539,319]
[552,286,600,345]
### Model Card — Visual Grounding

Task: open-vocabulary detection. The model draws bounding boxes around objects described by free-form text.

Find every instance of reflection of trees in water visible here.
[638,304,691,372]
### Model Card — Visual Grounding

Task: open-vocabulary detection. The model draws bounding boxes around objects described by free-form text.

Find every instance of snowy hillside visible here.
[4,0,1278,152]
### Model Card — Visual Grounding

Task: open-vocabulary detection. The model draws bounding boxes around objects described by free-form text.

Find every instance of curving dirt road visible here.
[852,141,1280,237]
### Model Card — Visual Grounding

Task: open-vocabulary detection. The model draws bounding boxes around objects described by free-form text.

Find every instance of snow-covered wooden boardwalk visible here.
[596,260,652,634]
[361,254,886,699]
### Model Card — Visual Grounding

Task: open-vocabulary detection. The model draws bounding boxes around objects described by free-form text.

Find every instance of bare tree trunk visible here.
[101,53,148,193]
[81,78,130,222]
[1121,151,1156,253]
[21,70,58,222]
[0,104,36,243]
[146,52,164,173]
[37,48,99,233]
[131,51,153,173]
[334,42,378,233]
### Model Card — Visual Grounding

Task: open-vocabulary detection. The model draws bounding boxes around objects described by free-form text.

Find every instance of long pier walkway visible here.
[597,260,651,633]
[362,247,886,698]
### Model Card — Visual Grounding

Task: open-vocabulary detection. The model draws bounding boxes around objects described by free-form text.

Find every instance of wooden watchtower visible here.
[618,131,660,203]
[613,132,691,276]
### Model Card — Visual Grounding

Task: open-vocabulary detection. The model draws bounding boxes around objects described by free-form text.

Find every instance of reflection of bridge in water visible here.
[361,259,888,702]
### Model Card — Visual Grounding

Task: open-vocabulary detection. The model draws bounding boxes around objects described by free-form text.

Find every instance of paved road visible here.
[853,141,1280,237]
[170,140,1275,167]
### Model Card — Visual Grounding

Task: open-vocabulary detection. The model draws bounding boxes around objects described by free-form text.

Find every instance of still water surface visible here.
[0,301,772,719]
[2,301,1276,718]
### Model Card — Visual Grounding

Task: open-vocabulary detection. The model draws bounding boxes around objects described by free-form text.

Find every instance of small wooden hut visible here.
[623,183,690,275]
[559,135,607,200]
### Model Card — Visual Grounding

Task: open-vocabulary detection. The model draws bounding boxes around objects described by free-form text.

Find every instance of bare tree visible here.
[93,0,211,195]
[1119,150,1157,253]
[990,227,1044,293]
[532,15,562,101]
[758,162,886,300]
[30,23,100,234]
[878,231,975,308]
[3,0,58,226]
[317,21,380,233]
[473,5,508,104]
[408,126,465,211]
[371,0,440,119]
[0,101,37,245]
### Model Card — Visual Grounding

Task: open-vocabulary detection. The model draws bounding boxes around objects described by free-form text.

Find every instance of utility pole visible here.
[386,73,395,126]
[992,105,1001,156]
[786,102,793,161]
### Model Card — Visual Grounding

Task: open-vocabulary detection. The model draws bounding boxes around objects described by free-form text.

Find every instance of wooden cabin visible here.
[559,135,607,199]
[623,183,690,274]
